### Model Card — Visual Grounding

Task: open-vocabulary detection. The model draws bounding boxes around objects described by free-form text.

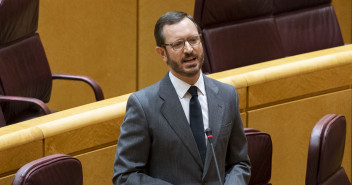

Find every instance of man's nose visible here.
[183,41,193,53]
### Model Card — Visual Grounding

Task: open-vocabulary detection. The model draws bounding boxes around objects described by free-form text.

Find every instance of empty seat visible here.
[0,0,104,126]
[244,128,272,185]
[306,114,351,185]
[12,154,83,185]
[0,107,5,127]
[274,0,343,56]
[194,0,284,73]
[194,0,343,73]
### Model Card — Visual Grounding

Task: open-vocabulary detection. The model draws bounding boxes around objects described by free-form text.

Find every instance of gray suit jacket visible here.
[113,74,251,185]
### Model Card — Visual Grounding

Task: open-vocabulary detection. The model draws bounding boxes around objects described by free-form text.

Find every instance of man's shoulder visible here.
[132,81,161,98]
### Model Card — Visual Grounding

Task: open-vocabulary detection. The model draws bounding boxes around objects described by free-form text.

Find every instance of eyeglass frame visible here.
[161,34,202,51]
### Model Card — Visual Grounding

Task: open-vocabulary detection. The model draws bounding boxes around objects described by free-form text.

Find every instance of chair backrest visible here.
[0,0,38,46]
[306,114,351,185]
[194,0,284,73]
[274,0,343,56]
[0,106,5,127]
[0,0,52,124]
[12,154,83,185]
[244,128,272,185]
[194,0,343,73]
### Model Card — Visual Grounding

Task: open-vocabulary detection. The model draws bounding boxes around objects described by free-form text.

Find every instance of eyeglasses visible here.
[162,34,202,51]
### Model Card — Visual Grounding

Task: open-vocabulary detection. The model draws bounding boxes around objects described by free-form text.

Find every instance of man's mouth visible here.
[183,56,197,62]
[183,53,198,63]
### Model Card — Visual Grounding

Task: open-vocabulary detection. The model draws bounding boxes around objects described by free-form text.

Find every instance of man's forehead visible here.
[163,18,198,40]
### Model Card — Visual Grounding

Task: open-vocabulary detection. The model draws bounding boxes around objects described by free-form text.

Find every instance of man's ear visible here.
[156,46,168,62]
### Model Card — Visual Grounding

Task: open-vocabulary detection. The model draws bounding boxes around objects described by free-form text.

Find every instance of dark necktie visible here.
[188,86,206,164]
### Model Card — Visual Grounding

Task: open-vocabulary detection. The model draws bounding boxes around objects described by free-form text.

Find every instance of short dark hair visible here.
[154,11,201,47]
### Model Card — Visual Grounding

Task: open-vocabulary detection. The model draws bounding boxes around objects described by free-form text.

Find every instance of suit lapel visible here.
[202,76,225,178]
[159,74,204,169]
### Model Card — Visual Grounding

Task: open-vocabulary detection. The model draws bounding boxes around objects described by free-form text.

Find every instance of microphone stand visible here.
[205,128,223,185]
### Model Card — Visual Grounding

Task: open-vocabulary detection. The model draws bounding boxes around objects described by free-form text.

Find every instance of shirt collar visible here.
[169,71,206,99]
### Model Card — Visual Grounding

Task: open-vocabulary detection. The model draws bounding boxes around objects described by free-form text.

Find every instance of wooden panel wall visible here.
[76,146,117,185]
[248,90,351,184]
[38,0,137,111]
[38,0,196,111]
[332,0,352,43]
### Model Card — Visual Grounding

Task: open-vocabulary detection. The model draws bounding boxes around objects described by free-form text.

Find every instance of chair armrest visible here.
[52,73,104,101]
[0,95,51,114]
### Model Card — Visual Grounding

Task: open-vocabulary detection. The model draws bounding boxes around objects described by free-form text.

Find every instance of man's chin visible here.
[183,67,201,77]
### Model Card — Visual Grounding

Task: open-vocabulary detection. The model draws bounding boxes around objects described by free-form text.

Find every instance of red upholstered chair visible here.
[0,106,5,127]
[194,0,284,73]
[306,114,351,185]
[12,154,83,185]
[244,128,272,185]
[194,0,343,73]
[273,0,343,57]
[0,0,104,126]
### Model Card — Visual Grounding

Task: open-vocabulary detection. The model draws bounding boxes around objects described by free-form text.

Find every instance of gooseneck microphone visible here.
[205,128,223,185]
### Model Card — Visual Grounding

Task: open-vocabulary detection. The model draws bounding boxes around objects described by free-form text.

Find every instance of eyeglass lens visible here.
[171,35,201,51]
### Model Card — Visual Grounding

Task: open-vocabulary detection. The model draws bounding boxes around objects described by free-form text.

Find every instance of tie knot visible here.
[188,86,198,97]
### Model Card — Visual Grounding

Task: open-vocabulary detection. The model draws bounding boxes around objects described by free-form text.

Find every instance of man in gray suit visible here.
[113,11,251,185]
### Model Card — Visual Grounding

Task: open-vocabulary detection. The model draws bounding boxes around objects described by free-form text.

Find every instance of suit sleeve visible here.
[112,94,173,185]
[224,87,251,185]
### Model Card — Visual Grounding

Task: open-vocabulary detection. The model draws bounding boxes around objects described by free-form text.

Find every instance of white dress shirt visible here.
[169,72,209,134]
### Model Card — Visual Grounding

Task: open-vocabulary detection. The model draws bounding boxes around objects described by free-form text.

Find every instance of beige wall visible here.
[332,0,352,43]
[39,0,137,111]
[38,0,195,111]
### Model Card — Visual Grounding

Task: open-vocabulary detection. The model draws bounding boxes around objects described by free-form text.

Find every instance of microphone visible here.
[205,128,223,185]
